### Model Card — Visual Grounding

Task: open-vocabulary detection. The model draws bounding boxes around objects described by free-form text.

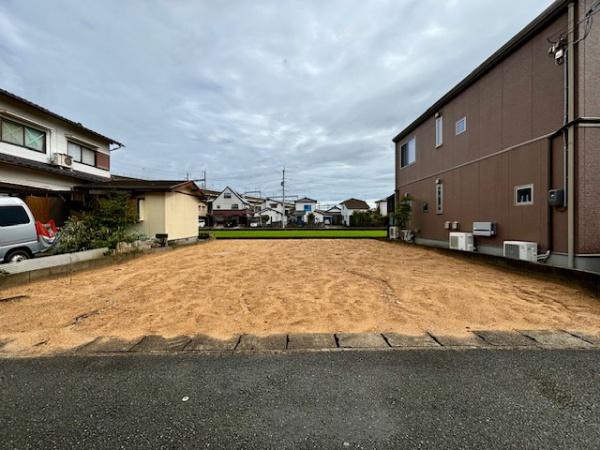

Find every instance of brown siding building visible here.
[393,0,600,272]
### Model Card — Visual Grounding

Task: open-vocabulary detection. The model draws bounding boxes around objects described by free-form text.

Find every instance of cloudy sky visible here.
[1,0,553,204]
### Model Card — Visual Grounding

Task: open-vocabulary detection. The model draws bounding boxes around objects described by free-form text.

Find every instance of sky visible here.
[0,0,554,205]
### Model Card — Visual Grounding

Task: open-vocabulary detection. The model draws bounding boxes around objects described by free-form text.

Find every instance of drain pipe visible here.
[566,1,576,269]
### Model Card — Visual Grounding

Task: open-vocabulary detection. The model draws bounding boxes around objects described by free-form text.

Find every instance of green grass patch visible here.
[212,229,387,239]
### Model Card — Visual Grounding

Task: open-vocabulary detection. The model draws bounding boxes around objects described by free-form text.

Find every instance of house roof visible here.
[255,207,283,215]
[0,88,123,146]
[295,197,317,203]
[221,186,250,205]
[341,198,370,210]
[0,151,107,183]
[77,179,203,195]
[392,0,569,144]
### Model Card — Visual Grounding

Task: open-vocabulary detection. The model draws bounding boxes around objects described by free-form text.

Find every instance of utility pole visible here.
[281,167,286,228]
[203,169,207,189]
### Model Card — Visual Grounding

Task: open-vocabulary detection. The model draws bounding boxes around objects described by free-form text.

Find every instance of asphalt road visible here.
[1,349,599,449]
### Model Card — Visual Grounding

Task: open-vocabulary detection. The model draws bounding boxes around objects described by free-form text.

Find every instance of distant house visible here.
[312,207,342,226]
[375,198,388,217]
[76,178,204,243]
[292,197,318,224]
[340,198,370,226]
[254,207,284,225]
[0,88,123,225]
[211,186,253,226]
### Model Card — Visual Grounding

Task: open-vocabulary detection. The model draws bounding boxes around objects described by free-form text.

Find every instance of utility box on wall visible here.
[548,189,564,207]
[473,222,497,237]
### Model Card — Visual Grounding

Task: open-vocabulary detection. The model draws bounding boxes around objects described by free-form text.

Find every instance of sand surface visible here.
[1,239,599,355]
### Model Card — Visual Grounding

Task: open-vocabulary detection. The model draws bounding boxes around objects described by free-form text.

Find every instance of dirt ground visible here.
[1,239,599,355]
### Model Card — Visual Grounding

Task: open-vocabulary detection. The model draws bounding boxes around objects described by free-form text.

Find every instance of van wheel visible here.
[5,249,31,263]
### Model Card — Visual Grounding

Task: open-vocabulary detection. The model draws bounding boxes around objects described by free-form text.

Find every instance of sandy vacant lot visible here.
[1,239,599,355]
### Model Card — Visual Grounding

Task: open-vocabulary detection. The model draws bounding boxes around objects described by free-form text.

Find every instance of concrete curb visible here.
[1,330,596,358]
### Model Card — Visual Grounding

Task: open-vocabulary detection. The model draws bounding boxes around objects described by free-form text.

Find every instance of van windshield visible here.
[0,206,30,226]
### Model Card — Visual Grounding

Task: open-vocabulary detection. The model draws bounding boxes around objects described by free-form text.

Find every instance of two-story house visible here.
[339,198,370,226]
[292,197,318,224]
[393,0,600,272]
[0,88,122,224]
[211,186,253,226]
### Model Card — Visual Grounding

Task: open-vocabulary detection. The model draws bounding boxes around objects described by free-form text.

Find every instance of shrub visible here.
[349,210,386,227]
[58,192,142,253]
[394,195,413,229]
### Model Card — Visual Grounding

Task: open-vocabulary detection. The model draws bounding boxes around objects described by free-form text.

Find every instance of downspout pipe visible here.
[567,0,576,269]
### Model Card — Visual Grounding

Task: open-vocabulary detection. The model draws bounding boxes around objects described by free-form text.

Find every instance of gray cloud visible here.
[0,0,553,202]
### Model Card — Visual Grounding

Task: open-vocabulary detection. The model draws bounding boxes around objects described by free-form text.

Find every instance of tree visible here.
[307,212,315,225]
[394,195,413,230]
[58,192,141,253]
[261,215,270,225]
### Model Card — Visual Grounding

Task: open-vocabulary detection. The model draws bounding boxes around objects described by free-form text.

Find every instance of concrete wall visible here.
[131,192,166,239]
[164,192,201,241]
[0,94,112,187]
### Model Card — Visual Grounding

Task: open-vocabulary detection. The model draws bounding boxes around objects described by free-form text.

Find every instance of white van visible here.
[0,197,42,263]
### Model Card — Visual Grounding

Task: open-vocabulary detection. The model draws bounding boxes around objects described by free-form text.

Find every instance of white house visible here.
[375,198,388,217]
[0,88,122,224]
[211,186,253,226]
[293,197,318,224]
[339,198,370,226]
[254,207,284,225]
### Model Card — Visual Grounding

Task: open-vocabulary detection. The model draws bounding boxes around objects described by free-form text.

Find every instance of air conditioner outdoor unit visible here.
[449,232,474,252]
[503,241,538,262]
[50,153,73,168]
[389,226,399,240]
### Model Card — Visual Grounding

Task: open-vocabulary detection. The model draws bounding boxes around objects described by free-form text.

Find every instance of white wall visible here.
[254,209,283,224]
[340,205,369,226]
[0,95,112,183]
[0,163,78,191]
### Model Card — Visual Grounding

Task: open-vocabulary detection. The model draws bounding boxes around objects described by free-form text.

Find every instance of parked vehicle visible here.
[0,197,42,263]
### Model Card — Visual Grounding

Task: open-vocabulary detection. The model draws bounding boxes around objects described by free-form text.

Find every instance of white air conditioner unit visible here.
[503,241,538,262]
[389,226,399,240]
[449,232,474,252]
[51,153,73,168]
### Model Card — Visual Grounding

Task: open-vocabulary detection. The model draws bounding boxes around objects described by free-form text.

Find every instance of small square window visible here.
[224,192,232,199]
[515,184,534,205]
[455,117,467,135]
[231,203,239,209]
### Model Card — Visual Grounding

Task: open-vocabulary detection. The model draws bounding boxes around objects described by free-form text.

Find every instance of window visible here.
[224,192,232,199]
[515,184,534,205]
[435,184,443,214]
[435,116,443,147]
[67,141,96,166]
[304,204,312,212]
[1,119,46,152]
[455,117,467,135]
[400,137,416,168]
[0,206,30,226]
[231,203,239,209]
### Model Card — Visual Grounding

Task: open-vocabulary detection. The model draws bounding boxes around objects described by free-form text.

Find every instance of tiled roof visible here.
[340,198,370,209]
[0,88,123,146]
[0,152,107,183]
